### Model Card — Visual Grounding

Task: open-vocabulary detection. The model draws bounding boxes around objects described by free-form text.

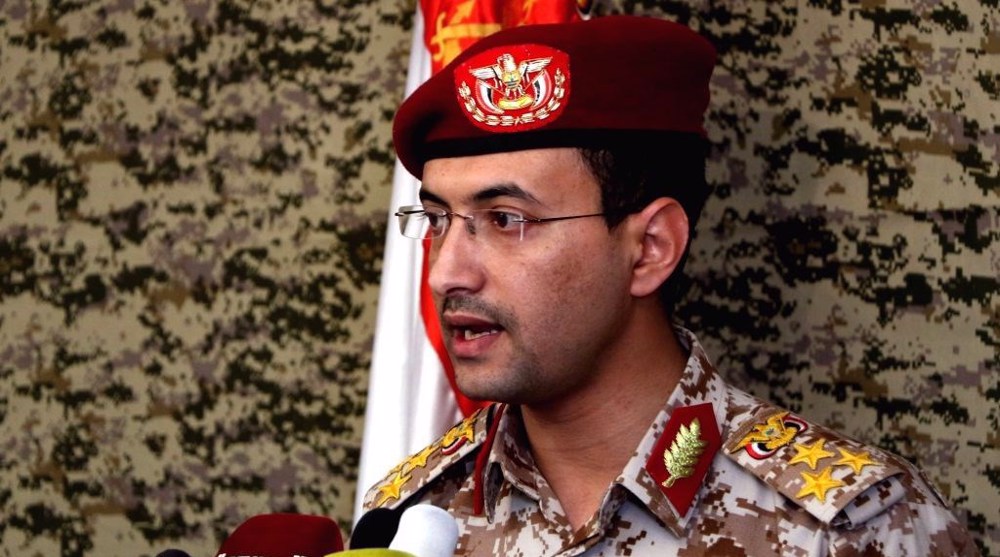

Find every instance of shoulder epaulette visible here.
[723,404,914,527]
[363,404,497,511]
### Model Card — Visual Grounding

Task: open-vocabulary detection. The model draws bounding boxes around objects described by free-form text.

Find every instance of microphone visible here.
[388,505,458,557]
[342,505,458,557]
[215,513,344,557]
[349,507,402,549]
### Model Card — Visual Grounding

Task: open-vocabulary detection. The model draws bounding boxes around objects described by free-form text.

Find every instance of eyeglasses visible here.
[395,205,606,243]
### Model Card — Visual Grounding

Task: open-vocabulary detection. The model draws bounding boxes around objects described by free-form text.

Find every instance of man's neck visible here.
[518,309,689,530]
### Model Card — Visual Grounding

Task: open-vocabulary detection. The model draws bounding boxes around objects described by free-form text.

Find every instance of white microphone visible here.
[387,505,459,557]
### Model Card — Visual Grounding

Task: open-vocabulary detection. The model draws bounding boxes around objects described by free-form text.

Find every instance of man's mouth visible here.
[439,297,509,357]
[459,326,501,341]
[443,314,505,357]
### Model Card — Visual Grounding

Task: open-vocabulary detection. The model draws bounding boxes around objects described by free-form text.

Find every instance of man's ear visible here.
[628,197,689,298]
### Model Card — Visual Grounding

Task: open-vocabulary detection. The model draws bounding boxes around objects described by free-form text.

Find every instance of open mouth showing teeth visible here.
[462,328,500,341]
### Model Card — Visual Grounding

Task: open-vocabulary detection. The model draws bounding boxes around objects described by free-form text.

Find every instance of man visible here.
[361,16,977,556]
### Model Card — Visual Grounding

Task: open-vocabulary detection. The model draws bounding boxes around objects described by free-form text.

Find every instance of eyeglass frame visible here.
[394,205,608,243]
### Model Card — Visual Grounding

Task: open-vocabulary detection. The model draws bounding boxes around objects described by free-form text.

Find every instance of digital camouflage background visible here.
[0,1,995,556]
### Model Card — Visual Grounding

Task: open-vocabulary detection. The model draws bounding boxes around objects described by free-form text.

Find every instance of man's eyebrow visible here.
[471,183,541,205]
[419,182,543,207]
[418,189,446,206]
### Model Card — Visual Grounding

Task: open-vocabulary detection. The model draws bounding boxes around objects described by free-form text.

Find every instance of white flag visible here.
[354,6,463,523]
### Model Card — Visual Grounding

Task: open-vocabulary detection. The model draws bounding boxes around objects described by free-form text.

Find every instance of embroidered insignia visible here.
[730,411,808,459]
[455,44,570,132]
[834,447,878,474]
[662,418,708,488]
[789,438,835,470]
[440,417,476,455]
[403,444,438,472]
[644,403,721,518]
[386,444,434,477]
[375,471,411,506]
[796,466,845,503]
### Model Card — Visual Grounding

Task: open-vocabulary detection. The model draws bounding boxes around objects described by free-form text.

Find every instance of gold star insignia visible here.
[796,467,845,503]
[402,444,438,473]
[375,471,410,507]
[835,447,877,474]
[789,438,835,470]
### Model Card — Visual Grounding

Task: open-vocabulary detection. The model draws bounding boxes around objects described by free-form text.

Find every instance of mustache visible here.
[441,296,513,329]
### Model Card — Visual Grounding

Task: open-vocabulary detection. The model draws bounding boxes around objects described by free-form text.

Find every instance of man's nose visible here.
[427,218,484,297]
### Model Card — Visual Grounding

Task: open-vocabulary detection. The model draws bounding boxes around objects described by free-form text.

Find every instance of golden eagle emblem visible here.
[456,45,569,131]
[468,53,552,111]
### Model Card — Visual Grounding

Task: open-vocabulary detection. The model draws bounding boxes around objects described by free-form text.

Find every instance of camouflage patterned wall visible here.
[0,1,411,555]
[0,1,995,557]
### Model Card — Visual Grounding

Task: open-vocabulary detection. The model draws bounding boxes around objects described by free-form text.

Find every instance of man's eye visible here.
[488,210,521,231]
[424,211,446,229]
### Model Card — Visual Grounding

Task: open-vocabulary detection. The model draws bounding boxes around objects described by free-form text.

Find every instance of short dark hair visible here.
[578,133,710,313]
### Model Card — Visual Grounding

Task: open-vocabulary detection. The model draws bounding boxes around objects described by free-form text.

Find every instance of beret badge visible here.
[455,44,570,133]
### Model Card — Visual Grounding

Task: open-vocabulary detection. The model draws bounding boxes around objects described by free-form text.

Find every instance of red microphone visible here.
[215,513,344,557]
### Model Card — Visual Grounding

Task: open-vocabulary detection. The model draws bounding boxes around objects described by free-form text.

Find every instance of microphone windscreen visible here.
[388,505,459,557]
[215,513,344,557]
[350,507,402,549]
[155,550,192,557]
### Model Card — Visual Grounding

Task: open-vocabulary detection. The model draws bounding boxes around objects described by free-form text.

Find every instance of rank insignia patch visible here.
[789,438,834,470]
[645,403,721,518]
[440,415,476,455]
[375,470,411,506]
[455,44,570,132]
[834,447,878,474]
[729,411,809,459]
[796,466,845,503]
[662,418,709,488]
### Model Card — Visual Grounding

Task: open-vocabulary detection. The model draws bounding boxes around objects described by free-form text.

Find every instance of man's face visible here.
[421,148,635,406]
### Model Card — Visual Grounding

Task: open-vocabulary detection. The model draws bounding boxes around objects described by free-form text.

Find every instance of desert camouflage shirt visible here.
[362,329,977,556]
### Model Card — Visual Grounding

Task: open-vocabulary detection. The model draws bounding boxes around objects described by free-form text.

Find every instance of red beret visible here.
[393,16,716,179]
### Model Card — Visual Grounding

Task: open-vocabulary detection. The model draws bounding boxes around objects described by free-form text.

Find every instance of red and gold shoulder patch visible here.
[455,44,570,132]
[644,403,721,518]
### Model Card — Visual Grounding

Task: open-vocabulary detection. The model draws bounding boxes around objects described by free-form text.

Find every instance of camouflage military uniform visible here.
[362,328,976,556]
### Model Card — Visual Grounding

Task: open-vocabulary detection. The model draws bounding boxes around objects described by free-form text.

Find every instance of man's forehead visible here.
[419,148,592,206]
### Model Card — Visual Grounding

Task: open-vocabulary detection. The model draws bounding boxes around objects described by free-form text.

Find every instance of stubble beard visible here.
[458,347,546,405]
[442,295,545,404]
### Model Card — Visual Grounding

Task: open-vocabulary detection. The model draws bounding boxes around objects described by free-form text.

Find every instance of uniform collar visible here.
[615,327,730,536]
[481,407,544,521]
[479,328,733,535]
